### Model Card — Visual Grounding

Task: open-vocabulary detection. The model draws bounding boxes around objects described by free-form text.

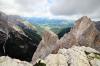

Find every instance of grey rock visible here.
[32,29,58,64]
[55,16,100,52]
[40,46,100,66]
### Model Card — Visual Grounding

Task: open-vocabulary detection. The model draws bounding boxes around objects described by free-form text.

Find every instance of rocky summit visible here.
[57,16,100,49]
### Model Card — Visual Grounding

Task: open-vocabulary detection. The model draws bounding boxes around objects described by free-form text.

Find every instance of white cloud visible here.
[16,0,48,12]
[0,0,100,20]
[0,0,51,17]
[50,0,100,20]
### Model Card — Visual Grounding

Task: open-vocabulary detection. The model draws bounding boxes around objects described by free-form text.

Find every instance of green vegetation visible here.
[34,60,46,66]
[58,27,71,38]
[51,27,71,38]
[95,53,100,59]
[87,53,100,60]
[16,19,42,44]
[22,28,42,44]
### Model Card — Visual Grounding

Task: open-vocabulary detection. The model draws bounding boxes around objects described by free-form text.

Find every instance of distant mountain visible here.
[95,21,100,31]
[22,17,74,36]
[23,17,74,27]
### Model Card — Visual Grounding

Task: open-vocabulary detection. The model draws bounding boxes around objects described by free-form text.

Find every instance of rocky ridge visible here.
[55,16,100,51]
[0,11,41,61]
[32,16,100,65]
[32,29,59,64]
[57,16,100,49]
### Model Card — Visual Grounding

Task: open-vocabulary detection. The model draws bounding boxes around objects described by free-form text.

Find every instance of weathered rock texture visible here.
[40,46,100,66]
[32,16,100,64]
[58,16,100,49]
[0,56,33,66]
[32,29,58,64]
[0,11,40,62]
[0,12,9,56]
[43,54,68,66]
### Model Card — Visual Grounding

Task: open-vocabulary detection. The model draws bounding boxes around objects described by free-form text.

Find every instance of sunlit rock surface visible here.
[44,54,68,66]
[32,29,58,64]
[39,46,100,66]
[0,56,32,66]
[54,16,100,53]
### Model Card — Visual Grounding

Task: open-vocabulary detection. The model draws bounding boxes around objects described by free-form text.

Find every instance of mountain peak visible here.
[81,16,90,20]
[59,16,99,48]
[0,11,8,22]
[75,16,91,26]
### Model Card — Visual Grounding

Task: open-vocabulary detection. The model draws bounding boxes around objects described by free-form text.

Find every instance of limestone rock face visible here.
[0,12,9,55]
[0,11,8,22]
[0,11,9,38]
[58,46,99,66]
[32,29,58,64]
[41,46,100,66]
[57,16,100,49]
[0,11,38,62]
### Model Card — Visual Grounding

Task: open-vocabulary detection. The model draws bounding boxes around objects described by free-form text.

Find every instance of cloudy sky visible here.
[0,0,100,20]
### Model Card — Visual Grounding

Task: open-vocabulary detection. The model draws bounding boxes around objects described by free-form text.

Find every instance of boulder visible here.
[0,56,32,66]
[40,46,100,66]
[44,54,68,66]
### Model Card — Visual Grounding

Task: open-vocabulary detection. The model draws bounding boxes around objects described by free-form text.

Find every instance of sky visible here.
[0,0,100,20]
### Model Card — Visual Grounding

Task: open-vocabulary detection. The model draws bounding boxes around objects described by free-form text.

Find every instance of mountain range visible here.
[0,11,100,66]
[0,11,74,62]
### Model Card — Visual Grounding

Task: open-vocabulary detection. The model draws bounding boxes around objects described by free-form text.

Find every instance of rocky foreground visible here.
[40,46,100,66]
[0,46,100,66]
[0,56,33,66]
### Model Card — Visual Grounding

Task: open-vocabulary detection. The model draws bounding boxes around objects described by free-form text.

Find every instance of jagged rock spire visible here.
[32,29,58,64]
[57,16,99,49]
